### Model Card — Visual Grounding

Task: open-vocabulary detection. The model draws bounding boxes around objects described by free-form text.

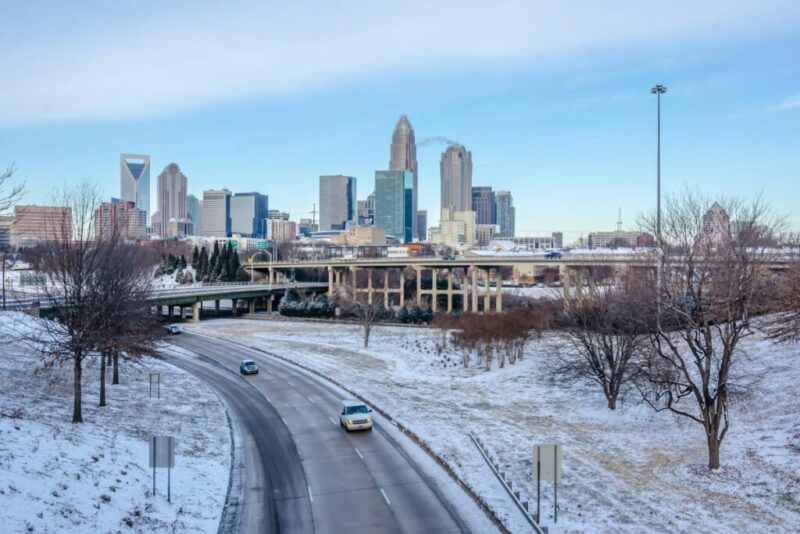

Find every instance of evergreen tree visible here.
[191,245,199,269]
[227,247,240,282]
[174,268,184,284]
[178,254,187,269]
[215,242,228,280]
[198,246,209,280]
[209,242,220,278]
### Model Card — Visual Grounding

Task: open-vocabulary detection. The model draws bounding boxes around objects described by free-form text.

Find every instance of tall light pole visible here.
[651,83,667,325]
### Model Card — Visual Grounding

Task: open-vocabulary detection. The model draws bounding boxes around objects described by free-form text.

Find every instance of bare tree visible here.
[349,295,386,347]
[554,272,652,410]
[637,192,783,469]
[766,238,800,343]
[0,163,25,212]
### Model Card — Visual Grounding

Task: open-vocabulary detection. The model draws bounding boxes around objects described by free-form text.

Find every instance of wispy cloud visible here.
[1,0,799,125]
[767,94,800,111]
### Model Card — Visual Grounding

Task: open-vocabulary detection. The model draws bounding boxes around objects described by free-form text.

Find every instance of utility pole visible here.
[651,84,667,325]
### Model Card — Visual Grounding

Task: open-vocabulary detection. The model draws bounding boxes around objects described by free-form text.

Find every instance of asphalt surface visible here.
[164,332,466,534]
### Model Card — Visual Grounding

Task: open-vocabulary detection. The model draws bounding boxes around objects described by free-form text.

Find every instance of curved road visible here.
[163,332,467,534]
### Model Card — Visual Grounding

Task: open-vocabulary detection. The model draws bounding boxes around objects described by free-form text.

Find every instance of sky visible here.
[1,0,799,243]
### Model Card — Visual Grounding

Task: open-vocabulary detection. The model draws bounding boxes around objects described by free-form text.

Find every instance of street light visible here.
[248,249,272,284]
[651,83,667,325]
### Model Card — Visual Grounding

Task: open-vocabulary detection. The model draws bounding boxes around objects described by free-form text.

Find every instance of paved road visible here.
[165,332,466,534]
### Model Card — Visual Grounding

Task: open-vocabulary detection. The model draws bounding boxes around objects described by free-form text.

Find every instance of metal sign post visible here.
[149,436,176,501]
[149,373,161,399]
[534,444,563,525]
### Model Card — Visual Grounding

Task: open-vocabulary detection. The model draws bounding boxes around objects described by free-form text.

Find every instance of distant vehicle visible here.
[544,251,562,259]
[442,253,456,260]
[339,399,373,431]
[165,324,181,335]
[240,359,259,375]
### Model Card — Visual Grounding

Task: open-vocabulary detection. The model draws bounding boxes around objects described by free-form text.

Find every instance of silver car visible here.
[338,400,373,431]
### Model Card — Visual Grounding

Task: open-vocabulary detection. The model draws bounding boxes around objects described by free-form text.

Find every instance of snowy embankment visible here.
[185,318,800,534]
[0,312,230,533]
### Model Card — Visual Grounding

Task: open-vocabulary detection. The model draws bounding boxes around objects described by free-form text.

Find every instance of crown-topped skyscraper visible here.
[389,115,418,240]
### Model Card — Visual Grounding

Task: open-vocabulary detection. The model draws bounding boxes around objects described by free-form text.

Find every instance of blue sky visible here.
[1,1,798,242]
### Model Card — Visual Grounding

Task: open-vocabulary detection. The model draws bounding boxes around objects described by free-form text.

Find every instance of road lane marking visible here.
[328,417,337,425]
[354,448,364,460]
[286,380,294,386]
[307,396,315,403]
[264,395,271,402]
[308,485,314,503]
[380,488,391,506]
[281,417,288,426]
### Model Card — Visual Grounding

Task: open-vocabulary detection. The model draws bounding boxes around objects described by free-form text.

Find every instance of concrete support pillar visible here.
[192,302,201,323]
[327,266,333,294]
[351,267,357,293]
[483,269,492,312]
[231,299,238,315]
[383,270,389,308]
[471,268,478,312]
[215,300,220,313]
[415,267,422,305]
[461,271,469,313]
[248,298,256,314]
[446,269,453,313]
[167,306,174,319]
[496,269,503,312]
[431,268,438,312]
[399,270,405,307]
[367,268,373,304]
[267,296,273,313]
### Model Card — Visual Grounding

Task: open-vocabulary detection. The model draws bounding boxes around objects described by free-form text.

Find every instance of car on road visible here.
[442,253,456,260]
[240,359,259,375]
[544,250,562,259]
[165,324,181,335]
[339,399,373,431]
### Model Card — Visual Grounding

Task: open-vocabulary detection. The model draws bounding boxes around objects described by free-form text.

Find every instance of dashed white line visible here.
[281,417,288,426]
[308,485,314,503]
[380,488,391,506]
[328,417,337,425]
[307,396,315,404]
[354,448,364,460]
[264,395,271,402]
[286,380,294,386]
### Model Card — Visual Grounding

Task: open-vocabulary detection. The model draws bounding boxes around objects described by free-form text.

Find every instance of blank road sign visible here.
[149,436,175,468]
[533,444,562,482]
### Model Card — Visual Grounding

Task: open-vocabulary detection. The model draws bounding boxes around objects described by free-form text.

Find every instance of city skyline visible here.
[1,2,799,242]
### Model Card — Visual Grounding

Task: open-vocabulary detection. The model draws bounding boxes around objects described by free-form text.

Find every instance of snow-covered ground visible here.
[152,266,197,290]
[185,317,800,533]
[0,311,230,533]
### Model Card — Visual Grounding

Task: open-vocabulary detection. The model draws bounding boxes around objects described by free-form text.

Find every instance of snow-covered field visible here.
[186,317,800,533]
[0,312,230,533]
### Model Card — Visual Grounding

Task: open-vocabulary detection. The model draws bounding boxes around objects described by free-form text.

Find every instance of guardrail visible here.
[470,432,545,533]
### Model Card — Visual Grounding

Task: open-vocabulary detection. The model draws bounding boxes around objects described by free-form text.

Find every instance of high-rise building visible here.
[471,186,495,225]
[154,163,189,238]
[230,192,269,237]
[266,219,297,243]
[187,194,201,236]
[416,210,427,241]
[11,205,73,249]
[95,200,146,240]
[440,144,472,212]
[430,208,475,248]
[389,115,418,239]
[495,191,515,238]
[374,170,415,243]
[0,215,14,251]
[268,209,290,220]
[201,189,231,237]
[319,175,357,231]
[120,154,151,222]
[298,218,319,237]
[357,192,375,226]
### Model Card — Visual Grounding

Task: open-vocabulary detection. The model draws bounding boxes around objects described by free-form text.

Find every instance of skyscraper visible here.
[416,210,427,241]
[120,154,150,222]
[230,192,269,237]
[471,186,495,225]
[187,194,201,236]
[319,175,357,231]
[374,170,415,243]
[440,144,472,212]
[155,163,189,238]
[201,189,231,237]
[389,115,418,239]
[495,191,515,238]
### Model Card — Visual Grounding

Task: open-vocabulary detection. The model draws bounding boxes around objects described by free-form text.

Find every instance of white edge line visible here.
[281,417,288,425]
[307,396,315,403]
[308,485,314,502]
[354,447,364,460]
[380,488,391,506]
[328,417,337,425]
[265,395,271,402]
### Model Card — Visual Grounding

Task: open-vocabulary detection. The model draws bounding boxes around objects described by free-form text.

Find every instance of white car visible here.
[339,400,373,432]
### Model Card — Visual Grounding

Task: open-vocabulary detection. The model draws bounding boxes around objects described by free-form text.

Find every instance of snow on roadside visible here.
[185,318,800,534]
[0,311,230,533]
